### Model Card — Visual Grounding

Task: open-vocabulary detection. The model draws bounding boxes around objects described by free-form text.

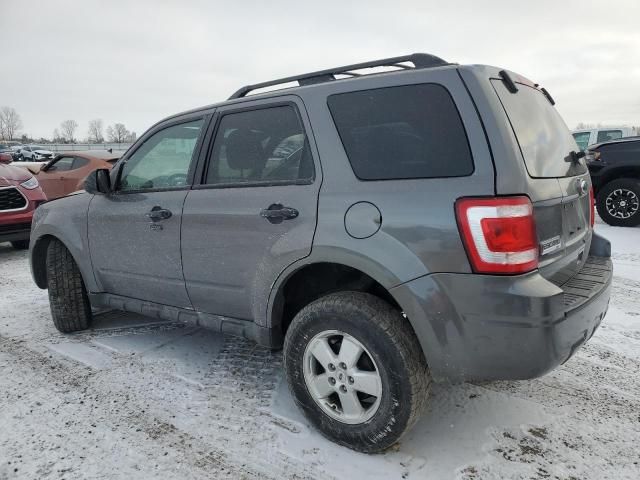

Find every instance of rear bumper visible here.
[391,233,612,382]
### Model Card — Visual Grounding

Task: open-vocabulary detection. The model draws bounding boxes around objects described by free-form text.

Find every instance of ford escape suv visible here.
[29,53,612,453]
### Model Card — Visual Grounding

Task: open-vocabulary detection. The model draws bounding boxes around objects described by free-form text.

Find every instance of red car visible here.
[0,162,47,249]
[0,152,12,164]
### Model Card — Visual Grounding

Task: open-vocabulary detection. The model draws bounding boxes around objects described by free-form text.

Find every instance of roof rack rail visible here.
[228,53,449,100]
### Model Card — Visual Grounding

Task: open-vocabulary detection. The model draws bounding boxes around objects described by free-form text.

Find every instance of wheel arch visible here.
[31,234,56,288]
[30,233,96,291]
[267,254,410,341]
[596,167,640,195]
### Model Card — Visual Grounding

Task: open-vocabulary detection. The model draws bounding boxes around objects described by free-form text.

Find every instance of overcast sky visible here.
[2,0,639,140]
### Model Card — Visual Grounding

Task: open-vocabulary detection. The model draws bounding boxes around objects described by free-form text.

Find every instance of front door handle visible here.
[146,206,172,222]
[260,204,299,224]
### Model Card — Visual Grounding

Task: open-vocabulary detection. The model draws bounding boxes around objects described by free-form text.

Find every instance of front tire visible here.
[46,239,92,332]
[284,292,430,453]
[596,178,640,227]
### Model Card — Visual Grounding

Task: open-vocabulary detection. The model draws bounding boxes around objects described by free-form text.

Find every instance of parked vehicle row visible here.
[572,126,634,151]
[23,150,120,200]
[28,54,613,453]
[0,149,120,249]
[0,143,55,162]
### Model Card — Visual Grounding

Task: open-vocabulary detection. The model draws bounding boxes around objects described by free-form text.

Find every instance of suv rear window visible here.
[327,84,473,180]
[597,129,623,143]
[492,80,587,178]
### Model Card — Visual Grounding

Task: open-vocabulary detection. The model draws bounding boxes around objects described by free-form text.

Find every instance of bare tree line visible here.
[0,105,136,144]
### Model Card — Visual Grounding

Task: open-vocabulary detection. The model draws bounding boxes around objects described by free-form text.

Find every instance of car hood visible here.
[0,163,32,184]
[34,149,54,155]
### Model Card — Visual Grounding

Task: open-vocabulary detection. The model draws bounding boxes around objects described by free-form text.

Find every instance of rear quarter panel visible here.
[459,65,593,281]
[296,66,495,287]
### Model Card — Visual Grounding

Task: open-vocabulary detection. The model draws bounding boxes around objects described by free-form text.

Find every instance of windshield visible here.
[492,80,587,178]
[31,146,45,151]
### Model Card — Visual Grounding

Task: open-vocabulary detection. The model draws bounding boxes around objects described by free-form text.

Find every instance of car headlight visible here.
[20,176,39,190]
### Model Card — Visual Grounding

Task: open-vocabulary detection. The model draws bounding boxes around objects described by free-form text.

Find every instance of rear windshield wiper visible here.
[540,87,555,105]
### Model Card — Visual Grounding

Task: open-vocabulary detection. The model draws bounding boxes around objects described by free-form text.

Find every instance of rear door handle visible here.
[260,204,299,223]
[146,206,172,222]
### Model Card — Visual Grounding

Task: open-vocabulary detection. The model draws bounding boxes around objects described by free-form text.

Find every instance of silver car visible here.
[29,53,612,453]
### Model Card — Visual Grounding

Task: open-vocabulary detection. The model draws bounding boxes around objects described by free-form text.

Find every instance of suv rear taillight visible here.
[589,187,595,228]
[455,196,538,274]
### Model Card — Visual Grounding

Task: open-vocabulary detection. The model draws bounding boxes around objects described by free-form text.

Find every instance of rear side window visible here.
[327,84,473,180]
[72,157,89,169]
[48,156,75,171]
[597,129,623,143]
[492,80,587,178]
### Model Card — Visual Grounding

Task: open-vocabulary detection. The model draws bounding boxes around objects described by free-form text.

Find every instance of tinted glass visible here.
[597,129,623,143]
[492,80,587,178]
[327,84,473,180]
[72,157,89,169]
[205,106,313,185]
[572,132,591,151]
[119,119,203,191]
[48,156,74,171]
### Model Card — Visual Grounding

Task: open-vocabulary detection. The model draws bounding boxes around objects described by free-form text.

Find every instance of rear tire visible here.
[284,291,430,453]
[10,240,29,250]
[46,239,92,332]
[596,178,640,227]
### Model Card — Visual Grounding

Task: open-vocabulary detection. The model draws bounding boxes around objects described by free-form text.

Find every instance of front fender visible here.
[30,193,96,291]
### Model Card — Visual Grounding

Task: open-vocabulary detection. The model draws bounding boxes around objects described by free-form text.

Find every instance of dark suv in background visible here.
[29,54,612,453]
[586,136,640,226]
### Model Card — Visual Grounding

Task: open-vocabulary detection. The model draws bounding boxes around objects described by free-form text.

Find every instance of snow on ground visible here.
[0,220,639,479]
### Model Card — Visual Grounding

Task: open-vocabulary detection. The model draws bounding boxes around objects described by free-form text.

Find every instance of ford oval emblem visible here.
[576,178,588,195]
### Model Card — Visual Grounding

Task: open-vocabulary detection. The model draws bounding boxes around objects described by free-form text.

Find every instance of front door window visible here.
[119,119,204,191]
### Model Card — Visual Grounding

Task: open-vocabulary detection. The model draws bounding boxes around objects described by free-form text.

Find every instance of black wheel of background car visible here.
[10,240,29,250]
[283,291,430,453]
[596,178,640,227]
[46,239,92,332]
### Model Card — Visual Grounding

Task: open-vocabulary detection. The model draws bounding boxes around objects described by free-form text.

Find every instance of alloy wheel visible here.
[303,329,382,424]
[605,188,639,219]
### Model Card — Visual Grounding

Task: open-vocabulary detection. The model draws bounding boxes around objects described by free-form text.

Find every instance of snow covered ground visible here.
[0,220,639,479]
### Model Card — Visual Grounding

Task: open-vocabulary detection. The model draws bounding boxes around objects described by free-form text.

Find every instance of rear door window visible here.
[492,80,587,178]
[205,105,314,186]
[327,84,473,180]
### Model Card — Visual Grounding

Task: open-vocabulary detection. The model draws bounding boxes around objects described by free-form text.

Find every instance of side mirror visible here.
[85,168,112,194]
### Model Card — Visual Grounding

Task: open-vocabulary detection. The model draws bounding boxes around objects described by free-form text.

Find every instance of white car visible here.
[572,126,634,151]
[19,145,56,161]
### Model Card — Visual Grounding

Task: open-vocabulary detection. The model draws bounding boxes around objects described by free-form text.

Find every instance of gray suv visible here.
[29,54,612,453]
